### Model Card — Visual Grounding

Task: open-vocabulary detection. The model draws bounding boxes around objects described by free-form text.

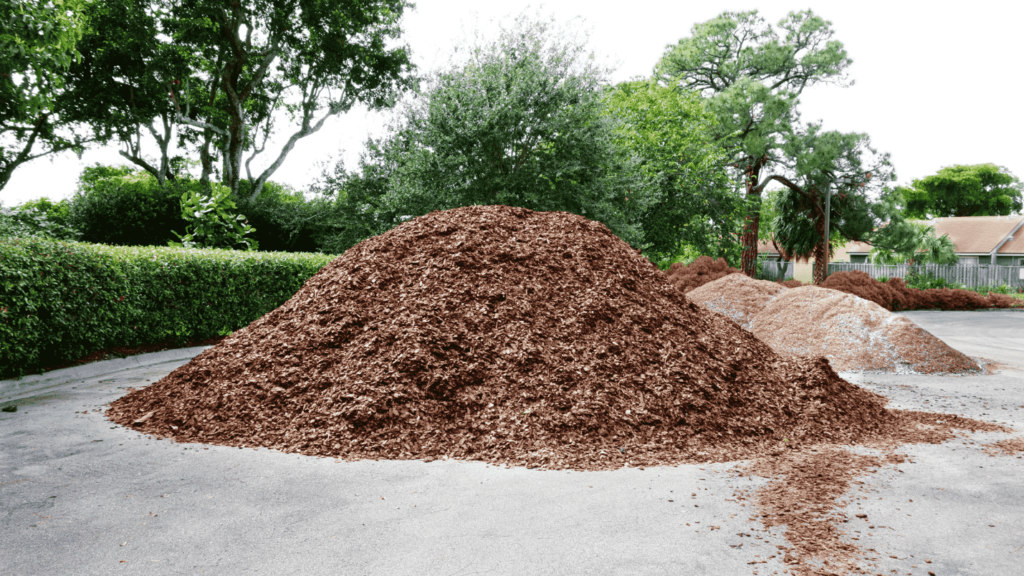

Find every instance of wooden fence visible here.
[827,262,1024,289]
[760,260,795,282]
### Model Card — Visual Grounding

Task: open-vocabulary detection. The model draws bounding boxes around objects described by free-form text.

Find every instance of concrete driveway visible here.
[2,310,1023,575]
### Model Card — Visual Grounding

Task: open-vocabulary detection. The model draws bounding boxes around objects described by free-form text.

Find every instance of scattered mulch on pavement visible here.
[980,436,1024,457]
[108,205,905,470]
[735,413,1010,576]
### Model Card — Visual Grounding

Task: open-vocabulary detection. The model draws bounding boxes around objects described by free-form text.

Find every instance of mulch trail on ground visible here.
[109,205,910,470]
[734,413,1010,576]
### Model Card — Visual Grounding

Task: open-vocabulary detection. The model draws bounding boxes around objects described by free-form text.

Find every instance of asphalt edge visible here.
[0,346,213,399]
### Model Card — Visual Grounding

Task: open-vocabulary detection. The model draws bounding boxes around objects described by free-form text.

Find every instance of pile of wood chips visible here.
[105,205,1019,575]
[110,205,921,470]
[688,274,981,374]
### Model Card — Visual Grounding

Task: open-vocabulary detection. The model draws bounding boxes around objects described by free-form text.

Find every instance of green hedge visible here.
[0,236,335,378]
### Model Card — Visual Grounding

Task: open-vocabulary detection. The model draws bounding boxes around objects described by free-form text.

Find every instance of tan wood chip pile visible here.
[686,273,785,328]
[688,276,980,374]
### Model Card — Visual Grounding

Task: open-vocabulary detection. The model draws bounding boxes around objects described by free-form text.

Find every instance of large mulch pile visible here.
[110,205,923,470]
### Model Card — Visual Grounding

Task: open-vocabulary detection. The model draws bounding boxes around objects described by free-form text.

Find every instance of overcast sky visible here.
[4,0,1022,207]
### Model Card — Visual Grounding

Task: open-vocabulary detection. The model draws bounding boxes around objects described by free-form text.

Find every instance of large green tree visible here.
[655,9,853,276]
[602,79,741,260]
[0,0,93,192]
[58,0,191,185]
[766,122,909,283]
[164,0,416,201]
[897,163,1023,218]
[327,15,652,251]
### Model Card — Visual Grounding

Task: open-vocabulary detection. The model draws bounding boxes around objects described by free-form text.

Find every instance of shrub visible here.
[1,199,82,241]
[904,270,965,290]
[664,255,741,293]
[66,165,197,247]
[234,180,345,253]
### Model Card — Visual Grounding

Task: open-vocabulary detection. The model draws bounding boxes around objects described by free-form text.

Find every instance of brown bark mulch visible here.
[103,205,1022,575]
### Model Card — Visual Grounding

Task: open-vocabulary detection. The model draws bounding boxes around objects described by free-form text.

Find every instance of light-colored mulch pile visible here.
[687,275,980,374]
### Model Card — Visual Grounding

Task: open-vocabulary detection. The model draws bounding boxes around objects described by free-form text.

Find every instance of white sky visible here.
[4,0,1022,207]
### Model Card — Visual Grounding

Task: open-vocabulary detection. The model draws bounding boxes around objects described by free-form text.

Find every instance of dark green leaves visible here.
[898,164,1023,218]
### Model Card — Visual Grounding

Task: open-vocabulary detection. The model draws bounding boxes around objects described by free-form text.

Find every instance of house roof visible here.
[844,215,1024,255]
[1000,228,1024,254]
[927,216,1024,254]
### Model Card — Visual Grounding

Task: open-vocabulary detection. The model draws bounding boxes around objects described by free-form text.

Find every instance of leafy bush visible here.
[1,199,82,241]
[971,283,1014,296]
[171,184,258,251]
[234,180,345,253]
[903,270,965,291]
[66,164,195,247]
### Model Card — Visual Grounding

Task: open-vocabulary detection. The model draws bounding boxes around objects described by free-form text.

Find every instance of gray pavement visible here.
[1,310,1023,575]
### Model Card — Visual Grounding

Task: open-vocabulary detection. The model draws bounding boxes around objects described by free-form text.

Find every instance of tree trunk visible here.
[813,216,829,284]
[740,159,766,277]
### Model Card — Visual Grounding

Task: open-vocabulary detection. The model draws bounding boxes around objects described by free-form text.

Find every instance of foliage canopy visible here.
[655,9,854,275]
[897,164,1023,218]
[327,15,652,251]
[602,80,740,260]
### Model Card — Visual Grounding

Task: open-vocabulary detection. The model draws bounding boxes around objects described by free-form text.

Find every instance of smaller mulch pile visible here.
[686,273,786,328]
[666,260,1023,312]
[687,274,980,374]
[794,270,1021,312]
[664,255,739,294]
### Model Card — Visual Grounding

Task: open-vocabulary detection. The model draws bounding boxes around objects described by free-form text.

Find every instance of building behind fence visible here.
[827,262,1024,289]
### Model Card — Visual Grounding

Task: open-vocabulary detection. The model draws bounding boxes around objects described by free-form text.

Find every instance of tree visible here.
[897,164,1023,218]
[0,0,93,192]
[602,79,741,260]
[58,0,191,185]
[330,15,653,250]
[868,221,957,266]
[164,0,415,201]
[655,9,853,277]
[766,122,904,284]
